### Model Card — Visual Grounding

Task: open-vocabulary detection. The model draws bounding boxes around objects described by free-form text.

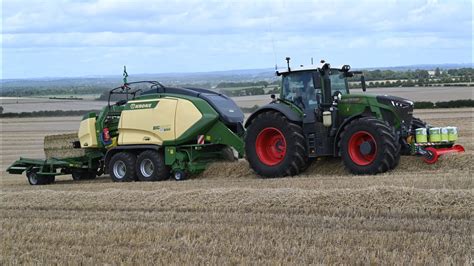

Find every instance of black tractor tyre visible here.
[245,111,307,178]
[391,147,401,170]
[72,169,97,181]
[339,117,398,175]
[361,117,400,170]
[26,169,50,185]
[109,152,137,182]
[411,117,428,133]
[135,150,170,181]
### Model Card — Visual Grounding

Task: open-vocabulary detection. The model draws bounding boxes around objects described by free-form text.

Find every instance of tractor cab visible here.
[278,66,352,111]
[276,57,369,109]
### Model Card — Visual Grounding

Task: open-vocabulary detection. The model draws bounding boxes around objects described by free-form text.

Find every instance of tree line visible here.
[2,68,472,98]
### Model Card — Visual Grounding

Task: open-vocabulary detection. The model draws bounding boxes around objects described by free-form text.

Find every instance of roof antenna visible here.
[286,57,291,72]
[122,65,128,85]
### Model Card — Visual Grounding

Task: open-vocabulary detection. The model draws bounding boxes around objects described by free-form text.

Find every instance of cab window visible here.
[282,72,321,109]
[329,70,349,95]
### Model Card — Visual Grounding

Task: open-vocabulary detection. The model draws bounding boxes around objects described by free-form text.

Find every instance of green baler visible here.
[7,81,246,184]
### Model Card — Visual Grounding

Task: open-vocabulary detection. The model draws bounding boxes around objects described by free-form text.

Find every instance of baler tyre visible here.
[72,171,81,181]
[222,147,237,161]
[72,170,97,180]
[46,176,55,184]
[173,170,187,181]
[26,169,49,185]
[245,111,307,178]
[136,150,170,181]
[339,117,398,175]
[109,152,136,182]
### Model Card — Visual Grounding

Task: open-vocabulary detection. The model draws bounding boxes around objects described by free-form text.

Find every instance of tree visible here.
[434,67,441,77]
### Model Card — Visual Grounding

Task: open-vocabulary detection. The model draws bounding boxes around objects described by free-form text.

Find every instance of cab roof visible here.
[276,64,349,76]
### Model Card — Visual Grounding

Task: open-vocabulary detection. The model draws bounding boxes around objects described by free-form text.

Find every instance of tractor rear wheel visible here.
[339,117,398,175]
[245,111,307,177]
[136,150,170,181]
[109,152,136,182]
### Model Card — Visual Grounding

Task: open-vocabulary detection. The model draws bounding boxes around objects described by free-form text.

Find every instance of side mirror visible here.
[344,71,354,78]
[361,75,367,92]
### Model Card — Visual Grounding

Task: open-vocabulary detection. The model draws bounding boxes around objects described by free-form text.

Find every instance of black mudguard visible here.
[244,103,302,128]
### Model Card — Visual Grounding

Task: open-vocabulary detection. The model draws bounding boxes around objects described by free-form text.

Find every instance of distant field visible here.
[233,86,474,107]
[0,108,472,264]
[1,86,472,112]
[0,97,105,113]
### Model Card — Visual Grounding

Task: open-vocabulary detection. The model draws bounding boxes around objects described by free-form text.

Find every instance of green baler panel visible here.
[161,95,221,146]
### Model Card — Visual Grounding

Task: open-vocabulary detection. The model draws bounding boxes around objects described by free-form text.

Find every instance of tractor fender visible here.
[244,103,302,128]
[104,145,161,171]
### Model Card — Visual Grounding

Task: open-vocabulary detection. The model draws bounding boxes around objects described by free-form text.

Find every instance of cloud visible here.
[1,0,472,78]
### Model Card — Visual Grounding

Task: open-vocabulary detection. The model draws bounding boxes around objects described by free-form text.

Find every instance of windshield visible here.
[282,71,320,110]
[329,70,349,95]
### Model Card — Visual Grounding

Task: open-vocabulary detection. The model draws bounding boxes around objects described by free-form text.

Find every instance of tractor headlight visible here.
[391,100,410,108]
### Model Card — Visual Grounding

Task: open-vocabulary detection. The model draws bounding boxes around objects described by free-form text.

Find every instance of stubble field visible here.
[0,108,472,264]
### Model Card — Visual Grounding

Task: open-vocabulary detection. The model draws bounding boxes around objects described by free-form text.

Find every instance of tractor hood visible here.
[374,95,414,110]
[342,93,413,111]
[340,93,414,130]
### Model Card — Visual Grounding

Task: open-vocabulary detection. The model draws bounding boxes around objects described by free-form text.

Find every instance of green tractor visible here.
[244,58,417,176]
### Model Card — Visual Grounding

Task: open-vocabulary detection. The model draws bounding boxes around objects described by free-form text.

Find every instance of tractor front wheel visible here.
[339,117,398,175]
[245,111,307,177]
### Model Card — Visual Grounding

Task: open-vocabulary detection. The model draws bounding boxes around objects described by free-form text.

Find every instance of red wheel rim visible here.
[255,127,287,166]
[348,131,377,166]
[423,147,439,164]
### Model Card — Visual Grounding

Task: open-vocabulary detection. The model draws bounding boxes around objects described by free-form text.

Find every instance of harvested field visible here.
[0,108,473,264]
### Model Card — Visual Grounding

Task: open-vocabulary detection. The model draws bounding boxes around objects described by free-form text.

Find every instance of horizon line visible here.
[2,62,471,81]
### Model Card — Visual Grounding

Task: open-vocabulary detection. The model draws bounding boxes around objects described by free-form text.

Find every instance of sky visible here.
[1,0,472,79]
